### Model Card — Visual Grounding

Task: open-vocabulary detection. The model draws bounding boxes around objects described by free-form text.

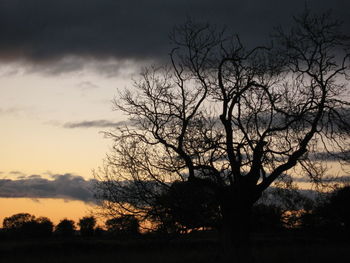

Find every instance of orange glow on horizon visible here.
[0,197,101,227]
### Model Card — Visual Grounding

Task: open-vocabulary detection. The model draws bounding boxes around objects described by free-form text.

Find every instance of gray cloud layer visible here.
[293,175,350,183]
[63,119,133,128]
[0,173,95,202]
[0,172,347,205]
[0,0,348,65]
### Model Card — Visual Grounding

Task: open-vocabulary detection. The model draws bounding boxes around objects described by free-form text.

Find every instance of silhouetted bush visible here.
[105,215,139,236]
[299,186,350,235]
[148,181,220,234]
[94,226,106,237]
[252,204,284,232]
[328,185,350,231]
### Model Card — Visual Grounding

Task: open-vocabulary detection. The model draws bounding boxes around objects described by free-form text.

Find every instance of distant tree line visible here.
[1,185,349,240]
[0,213,139,239]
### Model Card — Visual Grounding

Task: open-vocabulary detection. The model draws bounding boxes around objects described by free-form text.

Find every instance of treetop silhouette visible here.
[95,9,350,262]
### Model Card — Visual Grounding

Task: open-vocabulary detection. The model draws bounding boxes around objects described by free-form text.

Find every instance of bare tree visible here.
[95,10,350,262]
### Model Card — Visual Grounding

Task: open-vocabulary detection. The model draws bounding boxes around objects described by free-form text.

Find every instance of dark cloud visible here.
[0,173,96,203]
[9,171,25,175]
[0,171,346,205]
[0,0,348,68]
[311,151,350,162]
[293,175,350,183]
[9,171,27,179]
[63,119,134,128]
[18,56,146,76]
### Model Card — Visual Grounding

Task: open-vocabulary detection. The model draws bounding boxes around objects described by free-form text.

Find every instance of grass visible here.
[0,233,349,263]
[0,239,218,263]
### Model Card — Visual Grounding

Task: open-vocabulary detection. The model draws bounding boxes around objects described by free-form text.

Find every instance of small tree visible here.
[55,219,76,237]
[78,216,96,237]
[21,216,54,238]
[95,9,350,262]
[2,213,54,238]
[3,213,35,230]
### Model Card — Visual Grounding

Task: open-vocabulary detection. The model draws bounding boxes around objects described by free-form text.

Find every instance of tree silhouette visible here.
[22,216,54,238]
[95,9,350,262]
[78,216,96,237]
[55,219,76,237]
[3,213,35,230]
[2,213,36,237]
[2,213,53,238]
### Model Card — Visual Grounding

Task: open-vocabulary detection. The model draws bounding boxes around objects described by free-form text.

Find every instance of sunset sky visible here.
[1,0,349,225]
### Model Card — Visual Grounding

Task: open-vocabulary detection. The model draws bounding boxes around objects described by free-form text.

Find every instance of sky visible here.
[1,0,349,225]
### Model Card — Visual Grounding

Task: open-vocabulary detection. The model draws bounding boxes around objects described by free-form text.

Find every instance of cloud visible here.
[0,0,348,71]
[1,171,346,206]
[62,119,134,128]
[293,175,350,183]
[9,171,27,179]
[20,56,147,77]
[9,171,25,176]
[0,173,96,203]
[310,151,350,162]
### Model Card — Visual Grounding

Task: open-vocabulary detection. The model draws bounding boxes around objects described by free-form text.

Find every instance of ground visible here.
[0,231,349,263]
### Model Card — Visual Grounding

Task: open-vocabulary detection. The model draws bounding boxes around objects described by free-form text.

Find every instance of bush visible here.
[105,215,139,236]
[252,204,283,231]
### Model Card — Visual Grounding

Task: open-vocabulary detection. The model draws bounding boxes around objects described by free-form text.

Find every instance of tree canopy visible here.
[78,216,97,237]
[94,9,350,262]
[55,219,76,237]
[96,9,349,221]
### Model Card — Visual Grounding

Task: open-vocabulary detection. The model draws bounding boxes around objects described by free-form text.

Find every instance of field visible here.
[1,232,349,263]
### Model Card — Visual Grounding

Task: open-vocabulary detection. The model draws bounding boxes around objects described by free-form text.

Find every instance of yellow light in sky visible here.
[0,63,136,225]
[0,116,110,178]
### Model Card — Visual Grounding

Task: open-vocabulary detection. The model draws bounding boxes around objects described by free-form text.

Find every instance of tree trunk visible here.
[219,187,257,263]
